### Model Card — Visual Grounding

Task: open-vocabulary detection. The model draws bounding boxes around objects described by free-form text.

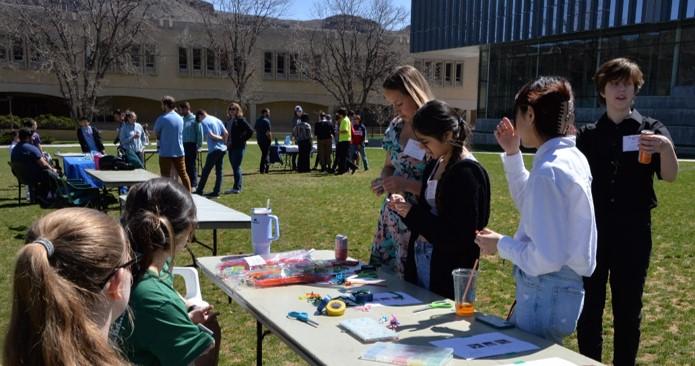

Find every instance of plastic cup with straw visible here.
[452,259,479,317]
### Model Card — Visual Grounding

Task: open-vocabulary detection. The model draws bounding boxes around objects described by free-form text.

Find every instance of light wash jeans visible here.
[511,265,585,343]
[414,238,433,289]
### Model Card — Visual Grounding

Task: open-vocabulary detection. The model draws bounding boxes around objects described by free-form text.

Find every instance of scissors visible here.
[413,300,453,313]
[287,311,319,327]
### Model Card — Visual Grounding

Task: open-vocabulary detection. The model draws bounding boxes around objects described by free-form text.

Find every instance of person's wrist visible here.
[504,147,520,156]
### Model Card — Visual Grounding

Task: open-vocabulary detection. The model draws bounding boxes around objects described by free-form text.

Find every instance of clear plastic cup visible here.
[452,268,477,317]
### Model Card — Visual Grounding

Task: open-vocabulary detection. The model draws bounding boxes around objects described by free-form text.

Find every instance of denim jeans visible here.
[183,142,198,187]
[195,149,225,195]
[414,238,433,289]
[511,265,585,343]
[355,143,369,170]
[228,146,245,190]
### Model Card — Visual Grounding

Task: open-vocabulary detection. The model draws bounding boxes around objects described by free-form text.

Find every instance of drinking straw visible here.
[461,259,479,303]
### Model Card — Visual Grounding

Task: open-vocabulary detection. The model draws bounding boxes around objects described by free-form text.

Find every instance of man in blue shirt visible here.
[178,102,203,189]
[194,110,228,198]
[254,108,272,174]
[11,128,60,204]
[154,96,191,191]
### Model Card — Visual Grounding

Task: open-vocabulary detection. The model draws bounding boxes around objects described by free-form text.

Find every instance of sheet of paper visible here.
[243,255,266,268]
[429,332,540,360]
[370,291,422,306]
[500,357,577,366]
[623,134,640,152]
[403,139,426,160]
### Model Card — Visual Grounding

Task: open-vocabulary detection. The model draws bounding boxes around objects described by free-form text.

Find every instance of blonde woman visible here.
[4,208,134,365]
[369,65,435,276]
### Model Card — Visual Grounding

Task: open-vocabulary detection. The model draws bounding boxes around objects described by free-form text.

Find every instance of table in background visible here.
[197,251,603,366]
[119,193,251,257]
[62,155,101,188]
[86,168,159,210]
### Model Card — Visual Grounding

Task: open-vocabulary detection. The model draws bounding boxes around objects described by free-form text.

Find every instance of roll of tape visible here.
[352,290,373,304]
[326,300,346,316]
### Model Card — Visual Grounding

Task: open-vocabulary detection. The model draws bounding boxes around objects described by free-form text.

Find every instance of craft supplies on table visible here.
[413,300,453,312]
[371,291,423,306]
[339,317,399,343]
[429,332,540,360]
[326,299,346,316]
[360,342,454,366]
[287,311,319,327]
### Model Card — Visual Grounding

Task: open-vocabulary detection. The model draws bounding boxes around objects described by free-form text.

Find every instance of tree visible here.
[296,0,408,112]
[199,0,289,106]
[1,0,154,120]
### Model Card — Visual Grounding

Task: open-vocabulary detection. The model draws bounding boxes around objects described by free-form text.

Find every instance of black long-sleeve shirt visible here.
[402,158,491,299]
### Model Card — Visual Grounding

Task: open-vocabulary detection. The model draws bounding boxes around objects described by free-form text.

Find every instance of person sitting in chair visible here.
[11,128,60,205]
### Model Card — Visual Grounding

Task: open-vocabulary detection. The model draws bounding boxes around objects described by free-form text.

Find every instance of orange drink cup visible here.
[452,268,477,317]
[639,130,654,164]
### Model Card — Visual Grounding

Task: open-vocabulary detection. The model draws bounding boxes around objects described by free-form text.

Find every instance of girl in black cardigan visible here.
[389,100,490,299]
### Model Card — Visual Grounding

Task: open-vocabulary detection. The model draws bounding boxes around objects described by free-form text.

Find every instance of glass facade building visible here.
[411,0,695,120]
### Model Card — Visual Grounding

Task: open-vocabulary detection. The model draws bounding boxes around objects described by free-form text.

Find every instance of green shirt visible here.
[339,116,352,142]
[120,262,213,366]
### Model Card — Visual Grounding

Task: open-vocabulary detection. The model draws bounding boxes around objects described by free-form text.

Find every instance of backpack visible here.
[99,155,135,171]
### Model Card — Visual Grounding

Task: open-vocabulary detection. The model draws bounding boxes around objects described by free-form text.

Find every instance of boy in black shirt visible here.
[576,58,678,366]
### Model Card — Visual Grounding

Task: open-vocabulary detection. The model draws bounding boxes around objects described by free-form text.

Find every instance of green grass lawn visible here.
[0,146,693,365]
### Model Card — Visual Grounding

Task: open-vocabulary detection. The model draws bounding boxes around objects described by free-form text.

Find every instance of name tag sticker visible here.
[403,139,426,160]
[622,135,640,152]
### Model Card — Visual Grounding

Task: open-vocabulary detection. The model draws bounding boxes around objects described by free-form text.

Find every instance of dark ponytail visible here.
[412,100,471,173]
[513,76,575,140]
[122,178,196,280]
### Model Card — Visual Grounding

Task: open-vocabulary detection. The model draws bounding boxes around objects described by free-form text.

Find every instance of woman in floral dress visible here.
[369,65,435,275]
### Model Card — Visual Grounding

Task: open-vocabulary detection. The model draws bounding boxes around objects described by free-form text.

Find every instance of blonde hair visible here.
[383,65,435,108]
[229,102,244,117]
[4,208,130,366]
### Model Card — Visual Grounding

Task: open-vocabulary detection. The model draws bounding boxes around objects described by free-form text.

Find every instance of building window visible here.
[455,63,463,85]
[220,52,229,73]
[29,46,41,66]
[289,53,299,79]
[445,63,452,85]
[424,61,432,80]
[12,38,23,62]
[192,48,202,71]
[206,48,215,74]
[178,47,188,72]
[130,45,141,69]
[0,36,7,62]
[264,51,273,77]
[145,46,155,72]
[276,52,286,78]
[434,62,442,82]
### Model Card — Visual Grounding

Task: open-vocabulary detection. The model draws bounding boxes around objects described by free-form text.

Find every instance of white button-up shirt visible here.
[498,136,597,277]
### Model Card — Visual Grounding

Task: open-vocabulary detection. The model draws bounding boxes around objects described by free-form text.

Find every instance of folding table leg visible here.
[213,229,218,256]
[256,321,271,366]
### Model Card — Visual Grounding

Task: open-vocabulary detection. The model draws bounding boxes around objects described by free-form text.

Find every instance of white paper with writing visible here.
[403,139,426,160]
[430,332,540,360]
[243,255,267,268]
[623,134,640,152]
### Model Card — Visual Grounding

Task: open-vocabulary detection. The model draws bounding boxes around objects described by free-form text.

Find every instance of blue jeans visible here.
[195,149,225,195]
[511,265,585,343]
[414,238,433,289]
[228,147,245,191]
[355,143,368,170]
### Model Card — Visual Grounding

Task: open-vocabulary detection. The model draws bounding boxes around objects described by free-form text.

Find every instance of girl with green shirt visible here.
[119,178,220,366]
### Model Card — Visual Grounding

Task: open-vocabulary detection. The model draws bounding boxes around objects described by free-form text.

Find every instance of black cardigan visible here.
[76,126,105,153]
[402,158,491,299]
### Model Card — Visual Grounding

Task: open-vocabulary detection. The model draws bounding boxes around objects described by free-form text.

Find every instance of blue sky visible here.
[280,0,412,21]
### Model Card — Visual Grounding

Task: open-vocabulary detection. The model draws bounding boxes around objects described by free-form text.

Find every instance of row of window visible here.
[178,47,245,77]
[263,51,305,80]
[413,60,465,88]
[0,38,40,66]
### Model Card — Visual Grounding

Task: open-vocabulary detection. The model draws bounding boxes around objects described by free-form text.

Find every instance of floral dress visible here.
[369,118,427,276]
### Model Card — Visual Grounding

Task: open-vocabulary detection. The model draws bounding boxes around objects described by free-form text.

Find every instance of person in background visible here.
[11,128,60,205]
[119,178,220,366]
[119,110,147,168]
[255,108,272,174]
[290,105,303,170]
[389,100,490,299]
[194,110,228,198]
[351,114,369,171]
[77,117,106,155]
[294,113,313,173]
[335,108,357,175]
[179,102,203,190]
[113,109,125,145]
[576,58,679,366]
[4,207,133,366]
[314,112,334,172]
[224,103,253,194]
[476,76,597,343]
[8,130,19,153]
[369,65,434,275]
[153,96,191,192]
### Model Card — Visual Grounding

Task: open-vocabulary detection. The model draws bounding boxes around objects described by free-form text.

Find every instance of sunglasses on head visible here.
[98,252,142,289]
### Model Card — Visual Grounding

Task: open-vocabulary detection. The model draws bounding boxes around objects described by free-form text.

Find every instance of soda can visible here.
[335,234,348,261]
[638,130,654,164]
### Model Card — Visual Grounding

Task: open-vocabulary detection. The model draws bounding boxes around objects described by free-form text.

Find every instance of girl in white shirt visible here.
[475,76,597,342]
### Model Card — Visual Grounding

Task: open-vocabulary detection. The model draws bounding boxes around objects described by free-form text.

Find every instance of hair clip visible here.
[33,238,54,257]
[557,99,575,134]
